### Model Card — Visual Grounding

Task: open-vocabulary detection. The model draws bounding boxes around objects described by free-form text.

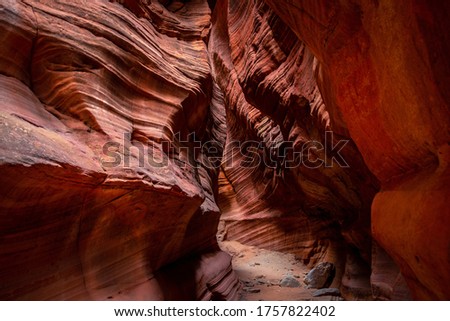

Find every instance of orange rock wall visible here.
[210,0,380,297]
[0,0,448,300]
[262,0,450,299]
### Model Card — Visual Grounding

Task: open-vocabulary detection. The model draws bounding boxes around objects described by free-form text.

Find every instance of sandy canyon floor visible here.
[219,241,343,301]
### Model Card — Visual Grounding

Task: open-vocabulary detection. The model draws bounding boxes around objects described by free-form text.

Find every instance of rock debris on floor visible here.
[219,241,344,301]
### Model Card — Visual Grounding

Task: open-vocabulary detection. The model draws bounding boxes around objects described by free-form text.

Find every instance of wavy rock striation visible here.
[210,0,449,300]
[262,0,450,300]
[210,0,380,298]
[0,0,239,300]
[0,0,448,301]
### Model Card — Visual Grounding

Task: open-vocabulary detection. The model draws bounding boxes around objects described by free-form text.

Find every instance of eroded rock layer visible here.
[1,0,448,301]
[0,0,240,300]
[211,0,449,300]
[210,0,380,298]
[262,0,450,300]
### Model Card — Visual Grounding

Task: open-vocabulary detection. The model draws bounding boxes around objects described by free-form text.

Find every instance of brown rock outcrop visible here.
[210,0,379,298]
[261,0,450,299]
[1,0,448,301]
[0,0,239,300]
[210,0,449,300]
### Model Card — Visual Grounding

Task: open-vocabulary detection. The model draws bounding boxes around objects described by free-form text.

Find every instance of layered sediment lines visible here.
[1,0,448,301]
[210,0,380,297]
[262,0,450,299]
[210,0,449,300]
[0,0,239,300]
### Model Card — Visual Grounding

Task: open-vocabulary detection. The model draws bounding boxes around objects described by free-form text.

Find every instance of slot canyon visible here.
[0,0,449,301]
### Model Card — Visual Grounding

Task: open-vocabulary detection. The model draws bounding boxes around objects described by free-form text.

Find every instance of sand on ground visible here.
[219,240,343,301]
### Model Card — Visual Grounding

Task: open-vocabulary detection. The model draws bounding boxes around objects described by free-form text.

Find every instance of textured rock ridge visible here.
[210,0,380,298]
[210,0,449,300]
[0,0,240,300]
[0,0,448,301]
[261,0,450,300]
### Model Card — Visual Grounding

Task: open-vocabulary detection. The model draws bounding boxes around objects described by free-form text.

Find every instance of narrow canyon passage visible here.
[0,0,449,301]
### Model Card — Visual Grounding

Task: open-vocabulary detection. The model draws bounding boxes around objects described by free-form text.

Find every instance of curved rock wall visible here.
[0,0,239,300]
[209,0,380,297]
[0,0,448,301]
[210,0,449,300]
[261,0,450,299]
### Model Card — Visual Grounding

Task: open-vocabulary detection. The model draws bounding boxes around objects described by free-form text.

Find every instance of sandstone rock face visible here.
[371,243,412,301]
[0,0,240,300]
[262,0,450,299]
[211,0,449,300]
[0,0,448,301]
[210,0,379,298]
